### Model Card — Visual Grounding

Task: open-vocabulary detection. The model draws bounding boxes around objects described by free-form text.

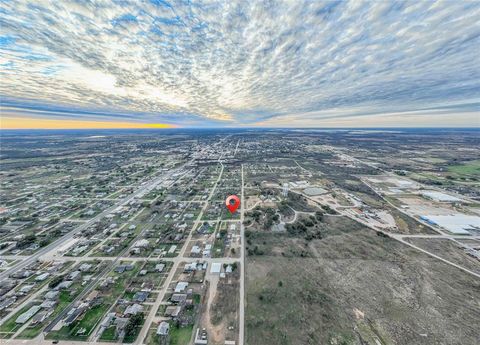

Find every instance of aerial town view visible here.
[0,129,479,345]
[1,1,479,345]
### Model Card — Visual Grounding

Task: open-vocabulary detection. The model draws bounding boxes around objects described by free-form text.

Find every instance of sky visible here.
[0,0,479,129]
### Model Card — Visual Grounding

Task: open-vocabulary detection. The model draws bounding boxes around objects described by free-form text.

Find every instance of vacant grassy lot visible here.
[74,304,109,338]
[246,217,480,345]
[169,324,193,345]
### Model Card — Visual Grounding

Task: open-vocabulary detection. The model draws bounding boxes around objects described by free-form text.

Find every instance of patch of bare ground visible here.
[388,209,438,235]
[207,270,240,345]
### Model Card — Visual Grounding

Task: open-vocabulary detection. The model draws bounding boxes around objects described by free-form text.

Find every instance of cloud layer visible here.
[1,0,479,127]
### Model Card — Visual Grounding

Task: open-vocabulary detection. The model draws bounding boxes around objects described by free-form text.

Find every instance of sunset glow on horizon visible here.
[0,116,176,130]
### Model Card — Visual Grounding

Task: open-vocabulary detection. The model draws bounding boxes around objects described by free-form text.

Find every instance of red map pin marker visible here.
[225,195,240,214]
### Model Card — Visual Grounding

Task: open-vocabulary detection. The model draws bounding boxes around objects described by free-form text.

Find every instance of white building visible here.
[421,191,463,203]
[157,321,170,336]
[168,245,177,254]
[134,239,150,248]
[210,262,222,274]
[174,282,188,293]
[421,214,480,234]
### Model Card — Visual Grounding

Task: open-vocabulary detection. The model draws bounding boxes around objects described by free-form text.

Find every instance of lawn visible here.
[72,304,109,337]
[15,324,43,339]
[123,291,135,301]
[99,325,117,342]
[169,324,193,345]
[192,293,201,304]
[45,324,73,340]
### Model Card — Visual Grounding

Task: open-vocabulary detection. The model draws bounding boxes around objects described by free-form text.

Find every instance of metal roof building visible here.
[16,305,41,324]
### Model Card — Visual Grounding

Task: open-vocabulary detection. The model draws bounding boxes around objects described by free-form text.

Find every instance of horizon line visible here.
[2,127,479,131]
